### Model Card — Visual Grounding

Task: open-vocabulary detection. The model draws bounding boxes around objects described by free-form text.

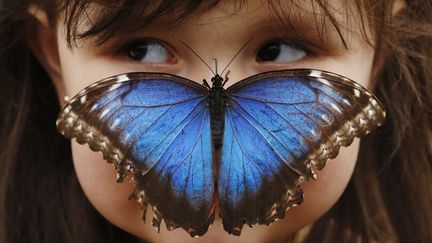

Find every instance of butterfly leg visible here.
[222,70,230,87]
[202,79,211,89]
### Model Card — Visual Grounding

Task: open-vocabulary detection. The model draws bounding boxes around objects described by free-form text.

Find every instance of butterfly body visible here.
[209,74,226,150]
[56,69,385,237]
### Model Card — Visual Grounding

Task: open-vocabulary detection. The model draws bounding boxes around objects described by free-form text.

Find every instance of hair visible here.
[0,0,431,242]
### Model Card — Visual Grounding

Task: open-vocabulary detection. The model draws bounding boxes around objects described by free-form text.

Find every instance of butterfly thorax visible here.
[209,75,225,150]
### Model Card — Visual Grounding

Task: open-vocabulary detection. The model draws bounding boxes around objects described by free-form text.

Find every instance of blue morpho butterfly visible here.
[56,42,385,237]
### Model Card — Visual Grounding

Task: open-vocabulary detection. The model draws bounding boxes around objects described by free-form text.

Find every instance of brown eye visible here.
[125,40,176,64]
[256,41,306,63]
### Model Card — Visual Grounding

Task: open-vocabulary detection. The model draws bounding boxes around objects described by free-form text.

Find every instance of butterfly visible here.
[56,68,385,237]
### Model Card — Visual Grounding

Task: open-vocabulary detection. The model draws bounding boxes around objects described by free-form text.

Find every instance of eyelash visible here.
[255,38,313,62]
[120,38,318,65]
[121,39,177,64]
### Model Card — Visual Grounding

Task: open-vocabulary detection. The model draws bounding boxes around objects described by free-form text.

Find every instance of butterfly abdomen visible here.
[210,87,225,149]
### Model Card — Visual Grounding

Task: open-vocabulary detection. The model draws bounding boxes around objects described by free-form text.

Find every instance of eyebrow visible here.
[74,1,353,50]
[264,2,349,49]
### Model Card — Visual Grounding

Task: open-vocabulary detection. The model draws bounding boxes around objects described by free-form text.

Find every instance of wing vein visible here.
[314,83,371,127]
[122,95,206,108]
[225,108,291,206]
[259,102,315,149]
[138,99,207,174]
[127,104,175,152]
[105,97,206,135]
[311,86,352,133]
[230,94,316,105]
[83,85,130,115]
[225,108,269,178]
[228,98,308,173]
[170,108,208,176]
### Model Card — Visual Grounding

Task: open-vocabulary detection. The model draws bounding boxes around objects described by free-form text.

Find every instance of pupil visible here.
[129,44,148,60]
[257,43,281,61]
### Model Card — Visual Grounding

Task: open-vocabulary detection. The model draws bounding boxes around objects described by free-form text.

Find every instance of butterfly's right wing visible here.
[56,73,215,236]
[218,69,385,235]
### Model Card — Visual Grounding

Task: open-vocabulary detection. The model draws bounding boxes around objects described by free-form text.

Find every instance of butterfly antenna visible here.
[220,38,253,76]
[180,40,216,76]
[212,58,218,74]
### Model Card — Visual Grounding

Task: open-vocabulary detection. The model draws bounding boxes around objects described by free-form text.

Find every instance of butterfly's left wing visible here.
[219,69,385,235]
[56,73,215,236]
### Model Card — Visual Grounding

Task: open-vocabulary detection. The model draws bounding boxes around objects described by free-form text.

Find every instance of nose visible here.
[178,40,254,88]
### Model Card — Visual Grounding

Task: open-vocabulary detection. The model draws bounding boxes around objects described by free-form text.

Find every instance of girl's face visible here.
[43,0,375,242]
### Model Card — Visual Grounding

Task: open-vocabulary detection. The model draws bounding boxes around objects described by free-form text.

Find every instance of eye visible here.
[256,41,306,63]
[124,40,176,64]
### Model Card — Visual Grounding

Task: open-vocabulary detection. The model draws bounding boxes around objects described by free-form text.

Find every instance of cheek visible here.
[261,139,359,241]
[72,137,359,242]
[71,143,147,236]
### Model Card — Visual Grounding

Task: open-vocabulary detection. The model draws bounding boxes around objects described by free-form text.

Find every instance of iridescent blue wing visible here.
[56,73,215,236]
[219,69,385,234]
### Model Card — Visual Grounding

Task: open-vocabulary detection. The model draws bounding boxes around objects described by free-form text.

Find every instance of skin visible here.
[29,0,379,242]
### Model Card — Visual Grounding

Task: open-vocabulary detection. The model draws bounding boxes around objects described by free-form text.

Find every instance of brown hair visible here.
[0,0,431,242]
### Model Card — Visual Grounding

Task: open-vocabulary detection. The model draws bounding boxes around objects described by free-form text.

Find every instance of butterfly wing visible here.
[56,73,215,236]
[219,69,385,234]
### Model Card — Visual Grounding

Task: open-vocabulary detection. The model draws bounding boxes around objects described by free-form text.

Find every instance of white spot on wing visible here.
[310,128,320,138]
[80,95,87,104]
[111,118,120,129]
[318,78,331,86]
[67,117,74,124]
[321,113,330,123]
[342,98,351,106]
[100,108,110,119]
[109,83,122,92]
[354,89,361,97]
[330,103,341,113]
[90,104,99,112]
[123,133,130,142]
[64,106,71,113]
[116,74,130,83]
[310,70,322,78]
